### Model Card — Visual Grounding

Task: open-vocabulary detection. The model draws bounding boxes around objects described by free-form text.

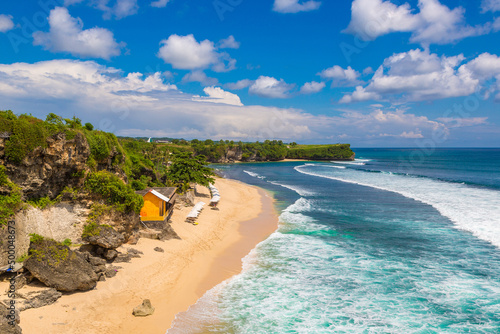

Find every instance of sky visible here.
[0,0,499,147]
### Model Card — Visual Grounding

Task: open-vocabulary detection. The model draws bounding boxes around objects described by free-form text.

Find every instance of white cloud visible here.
[225,79,254,90]
[64,0,85,5]
[482,0,500,12]
[0,14,14,33]
[344,0,492,45]
[340,86,381,103]
[181,71,219,86]
[340,49,483,103]
[437,117,488,128]
[218,35,240,49]
[343,0,419,40]
[273,0,321,13]
[93,0,139,19]
[158,34,236,72]
[0,60,492,145]
[193,86,243,106]
[300,81,325,94]
[33,7,123,59]
[464,53,500,80]
[151,0,170,8]
[249,76,294,98]
[319,65,361,86]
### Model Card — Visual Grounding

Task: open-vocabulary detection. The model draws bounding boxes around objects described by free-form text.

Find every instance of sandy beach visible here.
[10,178,278,334]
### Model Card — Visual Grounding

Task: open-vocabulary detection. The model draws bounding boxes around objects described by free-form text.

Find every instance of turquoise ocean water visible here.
[168,148,500,333]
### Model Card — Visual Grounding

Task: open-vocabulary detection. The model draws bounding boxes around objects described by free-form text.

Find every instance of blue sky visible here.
[0,0,499,147]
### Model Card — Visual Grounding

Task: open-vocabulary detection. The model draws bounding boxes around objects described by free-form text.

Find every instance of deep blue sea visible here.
[169,148,500,333]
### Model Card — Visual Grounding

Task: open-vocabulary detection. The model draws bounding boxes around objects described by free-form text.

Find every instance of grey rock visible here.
[0,303,22,333]
[24,239,98,292]
[105,267,119,278]
[127,248,143,258]
[153,247,164,253]
[103,249,118,261]
[132,299,155,317]
[113,253,132,263]
[17,288,62,311]
[159,224,181,241]
[82,225,125,249]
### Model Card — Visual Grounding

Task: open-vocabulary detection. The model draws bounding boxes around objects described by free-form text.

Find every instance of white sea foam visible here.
[268,181,315,196]
[243,170,266,179]
[325,165,346,169]
[332,161,366,165]
[295,165,500,248]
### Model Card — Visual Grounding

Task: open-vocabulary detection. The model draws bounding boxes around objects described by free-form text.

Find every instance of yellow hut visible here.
[136,187,177,222]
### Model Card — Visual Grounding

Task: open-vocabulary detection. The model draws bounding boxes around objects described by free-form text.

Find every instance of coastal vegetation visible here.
[0,110,353,225]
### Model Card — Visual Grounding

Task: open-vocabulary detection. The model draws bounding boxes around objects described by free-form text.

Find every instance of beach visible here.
[15,178,278,334]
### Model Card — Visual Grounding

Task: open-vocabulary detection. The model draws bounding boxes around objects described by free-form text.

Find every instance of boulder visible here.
[0,303,22,334]
[132,299,154,317]
[153,247,164,253]
[103,249,118,261]
[24,239,98,292]
[159,224,180,241]
[82,225,125,249]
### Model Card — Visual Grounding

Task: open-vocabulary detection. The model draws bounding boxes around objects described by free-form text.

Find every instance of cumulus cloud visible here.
[193,86,243,106]
[158,34,236,72]
[344,0,492,45]
[340,49,484,103]
[319,65,361,87]
[151,0,170,8]
[0,59,492,145]
[464,53,500,80]
[93,0,139,19]
[300,81,325,94]
[249,76,295,98]
[273,0,321,13]
[482,0,500,12]
[181,71,219,86]
[218,35,240,49]
[225,79,254,90]
[33,7,123,59]
[0,14,14,33]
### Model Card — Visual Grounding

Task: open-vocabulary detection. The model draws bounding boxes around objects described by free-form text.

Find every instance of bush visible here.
[27,196,56,210]
[62,238,72,246]
[84,122,94,131]
[85,171,143,214]
[0,166,22,225]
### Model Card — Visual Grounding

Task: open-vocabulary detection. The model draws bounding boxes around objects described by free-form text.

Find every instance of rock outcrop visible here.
[0,303,22,334]
[1,132,90,200]
[24,239,98,292]
[82,225,125,249]
[132,299,155,317]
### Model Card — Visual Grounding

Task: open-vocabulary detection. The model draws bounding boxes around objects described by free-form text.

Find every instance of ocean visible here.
[168,148,500,333]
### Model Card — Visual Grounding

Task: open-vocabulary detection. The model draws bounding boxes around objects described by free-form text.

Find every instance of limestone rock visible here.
[132,299,155,317]
[82,225,125,249]
[154,247,164,253]
[24,239,98,292]
[0,303,22,334]
[16,288,62,311]
[159,224,181,241]
[103,249,118,261]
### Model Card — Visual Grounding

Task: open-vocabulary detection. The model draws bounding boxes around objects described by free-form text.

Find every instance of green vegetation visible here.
[16,253,29,263]
[27,196,56,210]
[167,152,216,192]
[0,165,22,225]
[190,139,288,162]
[62,238,72,247]
[286,144,354,160]
[85,171,143,214]
[29,233,45,244]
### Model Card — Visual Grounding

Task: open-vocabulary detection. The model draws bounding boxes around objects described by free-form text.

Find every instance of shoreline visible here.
[14,178,279,334]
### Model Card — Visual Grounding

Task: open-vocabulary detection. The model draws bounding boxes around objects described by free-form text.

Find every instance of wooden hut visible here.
[136,187,177,222]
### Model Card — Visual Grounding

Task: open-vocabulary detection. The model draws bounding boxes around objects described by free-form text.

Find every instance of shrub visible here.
[62,238,72,246]
[85,171,143,214]
[29,233,45,243]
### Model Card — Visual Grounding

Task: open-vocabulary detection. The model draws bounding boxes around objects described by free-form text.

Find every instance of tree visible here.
[84,122,94,131]
[167,152,215,193]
